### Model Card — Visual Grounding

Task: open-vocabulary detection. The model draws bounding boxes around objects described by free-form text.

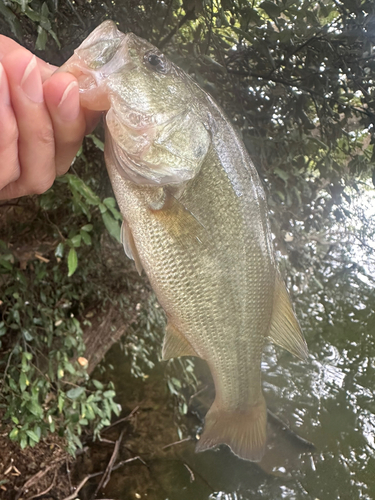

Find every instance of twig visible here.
[161,436,192,450]
[184,463,195,483]
[267,409,316,450]
[94,429,125,495]
[15,458,65,500]
[111,455,147,471]
[102,406,139,433]
[66,458,73,494]
[61,475,91,500]
[26,469,57,500]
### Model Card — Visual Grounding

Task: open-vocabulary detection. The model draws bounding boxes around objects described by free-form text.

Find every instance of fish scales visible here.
[59,20,308,462]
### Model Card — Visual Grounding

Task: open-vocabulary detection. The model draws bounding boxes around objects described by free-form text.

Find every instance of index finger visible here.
[0,35,57,81]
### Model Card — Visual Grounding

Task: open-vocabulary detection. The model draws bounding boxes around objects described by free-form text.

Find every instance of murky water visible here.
[77,277,375,500]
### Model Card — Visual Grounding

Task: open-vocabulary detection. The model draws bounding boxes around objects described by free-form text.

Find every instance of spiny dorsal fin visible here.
[120,220,143,275]
[162,322,200,360]
[268,272,308,360]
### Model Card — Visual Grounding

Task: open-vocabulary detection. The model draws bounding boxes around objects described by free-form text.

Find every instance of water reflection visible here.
[79,275,375,499]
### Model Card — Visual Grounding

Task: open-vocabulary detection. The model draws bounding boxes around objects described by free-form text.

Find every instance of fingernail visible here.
[58,80,79,121]
[0,63,10,105]
[21,55,43,103]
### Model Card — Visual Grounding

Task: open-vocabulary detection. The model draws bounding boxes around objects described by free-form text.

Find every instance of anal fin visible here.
[121,220,143,275]
[268,272,308,360]
[162,322,200,360]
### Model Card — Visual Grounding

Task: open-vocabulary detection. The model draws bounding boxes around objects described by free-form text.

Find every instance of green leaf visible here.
[81,224,93,232]
[103,390,116,398]
[80,230,92,246]
[85,403,95,420]
[102,211,121,242]
[48,28,61,49]
[260,1,281,18]
[103,197,116,208]
[87,134,104,152]
[26,430,40,443]
[70,234,82,248]
[35,26,48,50]
[0,1,23,40]
[58,394,64,412]
[111,401,121,416]
[22,329,34,341]
[66,174,101,205]
[19,372,28,392]
[274,167,289,182]
[34,426,42,440]
[64,362,76,375]
[67,248,78,277]
[92,379,104,390]
[0,258,13,270]
[9,428,19,441]
[26,400,43,418]
[66,386,85,399]
[55,242,64,258]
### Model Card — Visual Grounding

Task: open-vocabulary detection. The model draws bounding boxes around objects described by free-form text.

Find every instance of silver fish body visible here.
[60,21,308,461]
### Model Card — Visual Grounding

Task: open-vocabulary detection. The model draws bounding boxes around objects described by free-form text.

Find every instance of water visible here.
[78,280,375,499]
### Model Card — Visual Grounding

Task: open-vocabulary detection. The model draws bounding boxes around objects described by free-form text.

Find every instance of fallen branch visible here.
[94,429,125,495]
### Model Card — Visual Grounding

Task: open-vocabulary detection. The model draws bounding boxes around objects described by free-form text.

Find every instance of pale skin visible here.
[0,36,101,200]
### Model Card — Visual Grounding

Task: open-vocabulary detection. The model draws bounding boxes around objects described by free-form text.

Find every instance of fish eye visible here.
[145,51,169,74]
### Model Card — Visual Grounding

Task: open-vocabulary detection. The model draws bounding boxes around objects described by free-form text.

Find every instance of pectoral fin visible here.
[120,220,143,275]
[162,322,200,360]
[150,190,206,248]
[268,273,308,360]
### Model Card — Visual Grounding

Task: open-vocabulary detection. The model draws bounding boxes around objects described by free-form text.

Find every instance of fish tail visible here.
[195,394,267,462]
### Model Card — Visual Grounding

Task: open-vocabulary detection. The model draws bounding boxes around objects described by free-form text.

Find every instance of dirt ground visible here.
[0,425,72,499]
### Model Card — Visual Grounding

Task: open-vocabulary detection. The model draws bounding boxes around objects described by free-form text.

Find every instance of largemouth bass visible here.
[60,21,308,462]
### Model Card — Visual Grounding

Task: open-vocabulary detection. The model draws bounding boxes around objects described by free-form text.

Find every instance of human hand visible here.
[0,36,101,200]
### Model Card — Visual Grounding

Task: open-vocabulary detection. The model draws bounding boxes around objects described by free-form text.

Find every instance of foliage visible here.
[0,0,60,49]
[0,137,124,453]
[121,294,165,379]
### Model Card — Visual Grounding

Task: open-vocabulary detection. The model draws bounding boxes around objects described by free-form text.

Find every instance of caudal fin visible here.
[195,395,267,462]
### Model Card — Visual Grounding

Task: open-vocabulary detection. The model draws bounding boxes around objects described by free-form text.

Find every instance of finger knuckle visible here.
[35,125,54,149]
[31,174,55,195]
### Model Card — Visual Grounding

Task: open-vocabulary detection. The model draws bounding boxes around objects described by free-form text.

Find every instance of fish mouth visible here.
[57,61,111,111]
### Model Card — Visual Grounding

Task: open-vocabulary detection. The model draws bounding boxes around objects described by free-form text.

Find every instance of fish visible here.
[59,20,308,462]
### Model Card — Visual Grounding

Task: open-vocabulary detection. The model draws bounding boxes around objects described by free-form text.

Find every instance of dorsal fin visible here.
[120,220,143,275]
[268,273,308,360]
[162,322,200,360]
